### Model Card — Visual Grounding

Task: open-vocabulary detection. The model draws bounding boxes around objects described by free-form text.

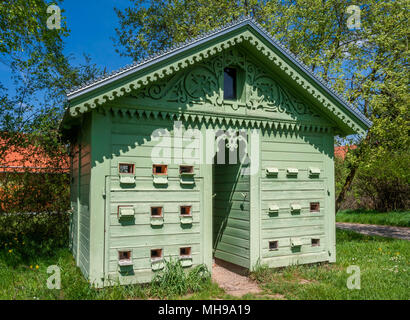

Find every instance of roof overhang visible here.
[63,17,371,136]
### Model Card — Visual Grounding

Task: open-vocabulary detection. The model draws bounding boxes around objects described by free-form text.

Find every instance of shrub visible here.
[355,151,409,211]
[335,149,410,212]
[0,212,69,267]
[0,172,70,214]
[250,260,271,283]
[150,258,211,298]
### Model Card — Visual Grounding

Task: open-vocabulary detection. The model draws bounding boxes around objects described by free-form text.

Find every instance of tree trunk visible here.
[335,133,371,213]
[335,165,358,212]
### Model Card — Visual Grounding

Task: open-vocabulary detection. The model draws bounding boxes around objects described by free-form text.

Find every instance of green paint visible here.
[63,26,369,287]
[213,156,250,268]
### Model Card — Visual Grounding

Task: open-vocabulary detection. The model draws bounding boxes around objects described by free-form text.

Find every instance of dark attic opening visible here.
[224,67,237,100]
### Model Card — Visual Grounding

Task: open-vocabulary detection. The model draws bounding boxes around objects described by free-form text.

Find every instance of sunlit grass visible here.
[250,229,410,300]
[0,228,408,300]
[336,210,410,227]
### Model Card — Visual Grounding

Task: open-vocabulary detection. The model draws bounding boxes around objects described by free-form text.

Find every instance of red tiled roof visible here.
[0,138,69,173]
[334,145,357,159]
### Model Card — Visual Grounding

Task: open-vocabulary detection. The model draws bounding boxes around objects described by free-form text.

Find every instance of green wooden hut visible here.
[61,17,371,287]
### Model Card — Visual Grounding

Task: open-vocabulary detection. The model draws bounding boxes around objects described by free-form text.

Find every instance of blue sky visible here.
[0,0,134,93]
[62,0,132,71]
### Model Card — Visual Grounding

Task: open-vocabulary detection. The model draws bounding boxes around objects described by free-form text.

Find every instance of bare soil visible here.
[211,258,262,297]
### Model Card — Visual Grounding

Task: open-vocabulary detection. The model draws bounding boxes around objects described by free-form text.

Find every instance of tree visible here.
[0,0,104,154]
[114,0,409,212]
[0,0,104,214]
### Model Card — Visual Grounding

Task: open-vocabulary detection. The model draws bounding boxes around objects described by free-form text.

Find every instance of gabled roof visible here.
[65,16,371,133]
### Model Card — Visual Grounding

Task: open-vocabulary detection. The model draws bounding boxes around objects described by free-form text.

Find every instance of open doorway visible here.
[212,133,251,269]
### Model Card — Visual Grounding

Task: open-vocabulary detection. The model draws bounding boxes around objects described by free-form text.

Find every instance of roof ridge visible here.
[66,15,253,96]
[66,15,371,127]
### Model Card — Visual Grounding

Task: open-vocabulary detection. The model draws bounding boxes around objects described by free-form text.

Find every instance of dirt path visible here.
[211,259,262,297]
[336,222,410,240]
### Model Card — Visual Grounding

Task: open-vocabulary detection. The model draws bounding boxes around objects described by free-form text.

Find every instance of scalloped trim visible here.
[106,107,332,134]
[69,31,365,135]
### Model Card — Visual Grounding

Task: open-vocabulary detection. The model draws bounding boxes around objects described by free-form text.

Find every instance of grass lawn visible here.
[1,229,409,300]
[336,210,410,227]
[249,229,409,300]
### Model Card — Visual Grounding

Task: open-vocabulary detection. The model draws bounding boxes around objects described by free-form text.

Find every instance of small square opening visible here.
[119,163,134,174]
[269,241,278,251]
[312,239,320,247]
[180,206,192,216]
[151,207,163,217]
[153,164,168,175]
[180,247,191,257]
[151,249,163,260]
[310,202,320,212]
[119,250,131,261]
[179,165,194,174]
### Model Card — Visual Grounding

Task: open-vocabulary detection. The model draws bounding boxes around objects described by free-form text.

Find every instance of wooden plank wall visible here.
[213,161,250,268]
[77,116,92,278]
[106,117,202,281]
[69,144,79,262]
[259,129,330,266]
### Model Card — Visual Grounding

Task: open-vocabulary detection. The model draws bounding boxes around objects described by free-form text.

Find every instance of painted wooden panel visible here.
[257,128,331,264]
[77,115,92,278]
[108,255,202,274]
[69,144,79,261]
[261,252,330,268]
[213,157,250,268]
[102,118,205,277]
[65,39,345,285]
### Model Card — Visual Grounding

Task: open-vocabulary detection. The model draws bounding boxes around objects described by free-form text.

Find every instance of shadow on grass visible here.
[336,229,397,243]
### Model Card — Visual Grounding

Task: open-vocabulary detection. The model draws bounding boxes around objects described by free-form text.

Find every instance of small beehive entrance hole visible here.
[180,165,194,174]
[151,249,163,260]
[269,241,278,251]
[180,247,191,257]
[311,239,320,247]
[119,163,134,174]
[310,202,320,212]
[151,207,163,217]
[119,250,131,261]
[180,206,192,216]
[153,164,167,175]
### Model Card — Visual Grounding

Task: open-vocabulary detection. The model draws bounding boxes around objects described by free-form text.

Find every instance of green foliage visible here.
[336,210,410,227]
[355,150,410,211]
[150,258,211,298]
[1,0,67,135]
[0,172,70,214]
[0,212,69,267]
[0,1,103,225]
[335,148,410,211]
[335,156,350,197]
[114,0,249,60]
[0,0,104,166]
[249,259,271,283]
